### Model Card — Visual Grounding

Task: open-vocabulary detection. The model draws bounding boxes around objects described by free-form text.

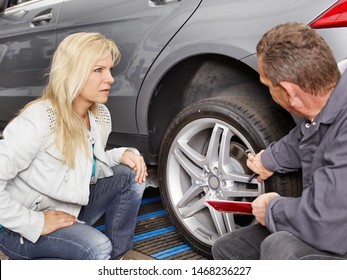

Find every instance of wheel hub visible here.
[208,174,220,190]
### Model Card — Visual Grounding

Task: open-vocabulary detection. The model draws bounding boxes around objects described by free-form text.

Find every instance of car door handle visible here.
[31,9,52,26]
[150,0,181,6]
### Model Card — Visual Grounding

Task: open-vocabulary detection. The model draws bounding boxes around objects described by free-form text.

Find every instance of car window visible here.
[9,0,33,7]
[0,0,33,11]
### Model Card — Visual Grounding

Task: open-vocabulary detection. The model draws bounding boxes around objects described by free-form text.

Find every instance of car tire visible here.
[158,95,302,258]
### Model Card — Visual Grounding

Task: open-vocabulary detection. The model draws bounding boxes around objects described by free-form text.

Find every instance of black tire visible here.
[158,95,302,258]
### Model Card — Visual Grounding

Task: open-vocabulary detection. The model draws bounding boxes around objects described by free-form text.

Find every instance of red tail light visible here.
[310,0,347,28]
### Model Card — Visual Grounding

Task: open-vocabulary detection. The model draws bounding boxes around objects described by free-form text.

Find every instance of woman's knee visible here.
[87,235,112,260]
[112,165,145,196]
[52,224,113,260]
[76,231,112,260]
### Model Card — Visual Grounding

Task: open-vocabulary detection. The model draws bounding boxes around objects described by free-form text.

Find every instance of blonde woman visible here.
[0,32,147,259]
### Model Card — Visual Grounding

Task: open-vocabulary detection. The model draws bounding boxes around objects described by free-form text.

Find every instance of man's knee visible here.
[261,231,299,260]
[212,235,228,260]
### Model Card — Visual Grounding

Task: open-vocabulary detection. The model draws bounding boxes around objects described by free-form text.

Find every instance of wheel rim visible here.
[166,118,265,246]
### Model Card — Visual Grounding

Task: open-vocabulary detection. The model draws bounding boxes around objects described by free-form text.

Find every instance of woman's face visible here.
[75,52,115,110]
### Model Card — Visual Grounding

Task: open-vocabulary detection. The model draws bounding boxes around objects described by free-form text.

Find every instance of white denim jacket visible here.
[0,100,138,243]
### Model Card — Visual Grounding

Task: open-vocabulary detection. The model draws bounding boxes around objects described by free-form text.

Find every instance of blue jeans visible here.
[0,165,145,260]
[212,224,347,260]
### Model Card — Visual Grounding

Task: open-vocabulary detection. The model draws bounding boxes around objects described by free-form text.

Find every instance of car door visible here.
[0,0,63,130]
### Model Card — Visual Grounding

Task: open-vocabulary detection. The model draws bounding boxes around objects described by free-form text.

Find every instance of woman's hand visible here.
[41,210,77,235]
[121,150,148,183]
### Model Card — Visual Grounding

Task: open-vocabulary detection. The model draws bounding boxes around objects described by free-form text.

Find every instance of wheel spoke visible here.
[219,124,234,170]
[180,195,206,218]
[222,170,254,184]
[208,207,228,235]
[223,213,238,232]
[224,189,262,197]
[177,184,205,208]
[174,149,203,179]
[207,206,240,234]
[177,139,205,168]
[205,124,224,167]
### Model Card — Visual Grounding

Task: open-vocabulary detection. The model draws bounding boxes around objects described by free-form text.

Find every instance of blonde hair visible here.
[25,32,120,168]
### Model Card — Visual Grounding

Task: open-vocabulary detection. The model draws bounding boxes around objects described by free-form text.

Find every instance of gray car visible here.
[1,0,346,258]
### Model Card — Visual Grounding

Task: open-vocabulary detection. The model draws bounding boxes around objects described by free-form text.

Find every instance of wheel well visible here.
[147,54,281,161]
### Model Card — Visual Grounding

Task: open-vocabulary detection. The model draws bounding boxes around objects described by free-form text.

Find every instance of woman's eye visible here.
[94,68,102,73]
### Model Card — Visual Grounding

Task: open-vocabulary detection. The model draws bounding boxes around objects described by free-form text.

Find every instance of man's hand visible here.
[251,192,280,226]
[247,150,274,181]
[42,210,77,235]
[121,150,148,183]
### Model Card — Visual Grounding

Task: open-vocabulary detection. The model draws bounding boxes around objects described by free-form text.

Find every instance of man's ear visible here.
[279,81,298,99]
